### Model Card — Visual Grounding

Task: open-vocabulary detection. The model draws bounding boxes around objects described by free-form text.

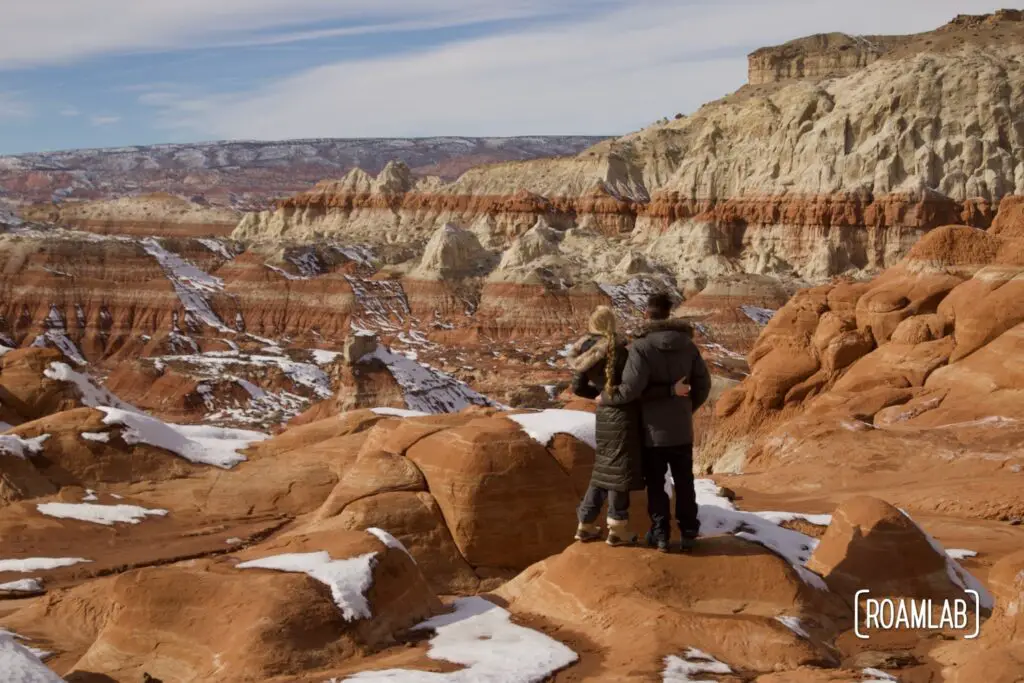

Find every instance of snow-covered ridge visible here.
[741,305,776,326]
[141,237,232,332]
[43,362,137,411]
[2,136,606,172]
[97,407,266,470]
[367,346,496,414]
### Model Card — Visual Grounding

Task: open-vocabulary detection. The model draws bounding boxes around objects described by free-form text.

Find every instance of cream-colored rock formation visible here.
[409,223,492,280]
[234,12,1024,293]
[27,192,241,237]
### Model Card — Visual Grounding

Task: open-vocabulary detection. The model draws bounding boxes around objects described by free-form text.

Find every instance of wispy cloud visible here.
[59,106,81,117]
[143,0,1009,140]
[90,115,123,126]
[0,1,609,69]
[0,93,31,120]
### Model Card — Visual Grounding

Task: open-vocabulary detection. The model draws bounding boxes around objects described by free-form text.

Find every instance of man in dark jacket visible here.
[601,292,711,553]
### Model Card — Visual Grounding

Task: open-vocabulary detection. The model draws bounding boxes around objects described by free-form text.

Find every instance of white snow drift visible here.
[663,648,733,682]
[0,579,43,593]
[345,596,578,683]
[508,409,597,449]
[0,557,90,573]
[36,502,168,526]
[97,407,267,469]
[236,551,377,622]
[0,435,49,459]
[0,632,63,683]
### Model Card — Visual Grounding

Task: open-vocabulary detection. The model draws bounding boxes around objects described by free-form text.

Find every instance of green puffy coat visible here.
[567,334,662,492]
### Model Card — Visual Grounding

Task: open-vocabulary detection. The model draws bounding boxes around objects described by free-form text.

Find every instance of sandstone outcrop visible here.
[747,33,905,85]
[234,13,1024,293]
[807,496,979,602]
[939,549,1024,682]
[703,196,1024,521]
[1,394,1018,681]
[495,539,844,679]
[3,530,440,682]
[409,223,493,280]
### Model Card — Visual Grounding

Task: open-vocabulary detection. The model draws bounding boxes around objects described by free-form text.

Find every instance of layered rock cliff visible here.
[748,9,1023,83]
[236,11,1024,292]
[747,33,902,85]
[701,195,1024,521]
[21,193,242,238]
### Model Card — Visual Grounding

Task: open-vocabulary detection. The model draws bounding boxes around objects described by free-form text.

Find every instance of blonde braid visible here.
[587,305,618,395]
[603,329,617,394]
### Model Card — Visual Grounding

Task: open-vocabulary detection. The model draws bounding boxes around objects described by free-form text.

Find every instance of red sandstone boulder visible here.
[807,496,977,604]
[2,530,440,682]
[406,415,580,570]
[495,538,845,679]
[0,348,84,425]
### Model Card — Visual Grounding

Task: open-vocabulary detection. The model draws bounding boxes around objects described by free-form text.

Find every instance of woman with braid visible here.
[566,306,689,546]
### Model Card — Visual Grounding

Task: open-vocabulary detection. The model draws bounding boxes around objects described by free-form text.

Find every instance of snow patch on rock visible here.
[370,407,431,419]
[366,528,413,559]
[0,579,43,593]
[0,557,90,572]
[236,551,377,622]
[741,305,776,326]
[901,509,994,609]
[368,346,496,414]
[80,432,111,443]
[97,407,266,469]
[311,349,341,365]
[142,237,231,332]
[775,615,811,639]
[754,511,833,526]
[861,669,898,682]
[0,632,63,683]
[43,362,137,411]
[507,410,597,449]
[344,596,577,683]
[662,648,732,682]
[0,435,49,459]
[694,479,827,589]
[36,502,168,526]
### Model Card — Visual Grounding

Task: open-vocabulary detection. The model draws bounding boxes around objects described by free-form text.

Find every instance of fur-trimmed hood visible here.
[632,318,695,351]
[567,333,626,373]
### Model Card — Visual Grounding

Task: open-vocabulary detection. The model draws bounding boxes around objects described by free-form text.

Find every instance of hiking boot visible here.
[574,522,602,543]
[645,530,671,553]
[606,518,638,547]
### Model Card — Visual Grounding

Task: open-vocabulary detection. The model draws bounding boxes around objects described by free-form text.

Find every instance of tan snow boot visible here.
[606,518,638,547]
[575,522,602,542]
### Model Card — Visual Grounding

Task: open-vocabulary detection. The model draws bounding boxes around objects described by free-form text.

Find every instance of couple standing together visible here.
[567,293,711,553]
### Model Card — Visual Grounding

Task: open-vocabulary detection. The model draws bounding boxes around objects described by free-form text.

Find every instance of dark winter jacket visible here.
[603,319,711,448]
[567,334,671,492]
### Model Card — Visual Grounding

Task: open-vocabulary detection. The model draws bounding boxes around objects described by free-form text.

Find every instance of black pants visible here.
[578,485,630,523]
[643,444,699,541]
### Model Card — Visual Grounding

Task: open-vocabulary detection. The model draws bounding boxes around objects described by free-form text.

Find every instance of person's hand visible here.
[674,379,691,397]
[596,393,606,405]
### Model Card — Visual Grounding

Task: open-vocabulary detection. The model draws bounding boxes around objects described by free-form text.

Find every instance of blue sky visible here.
[0,0,1009,155]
